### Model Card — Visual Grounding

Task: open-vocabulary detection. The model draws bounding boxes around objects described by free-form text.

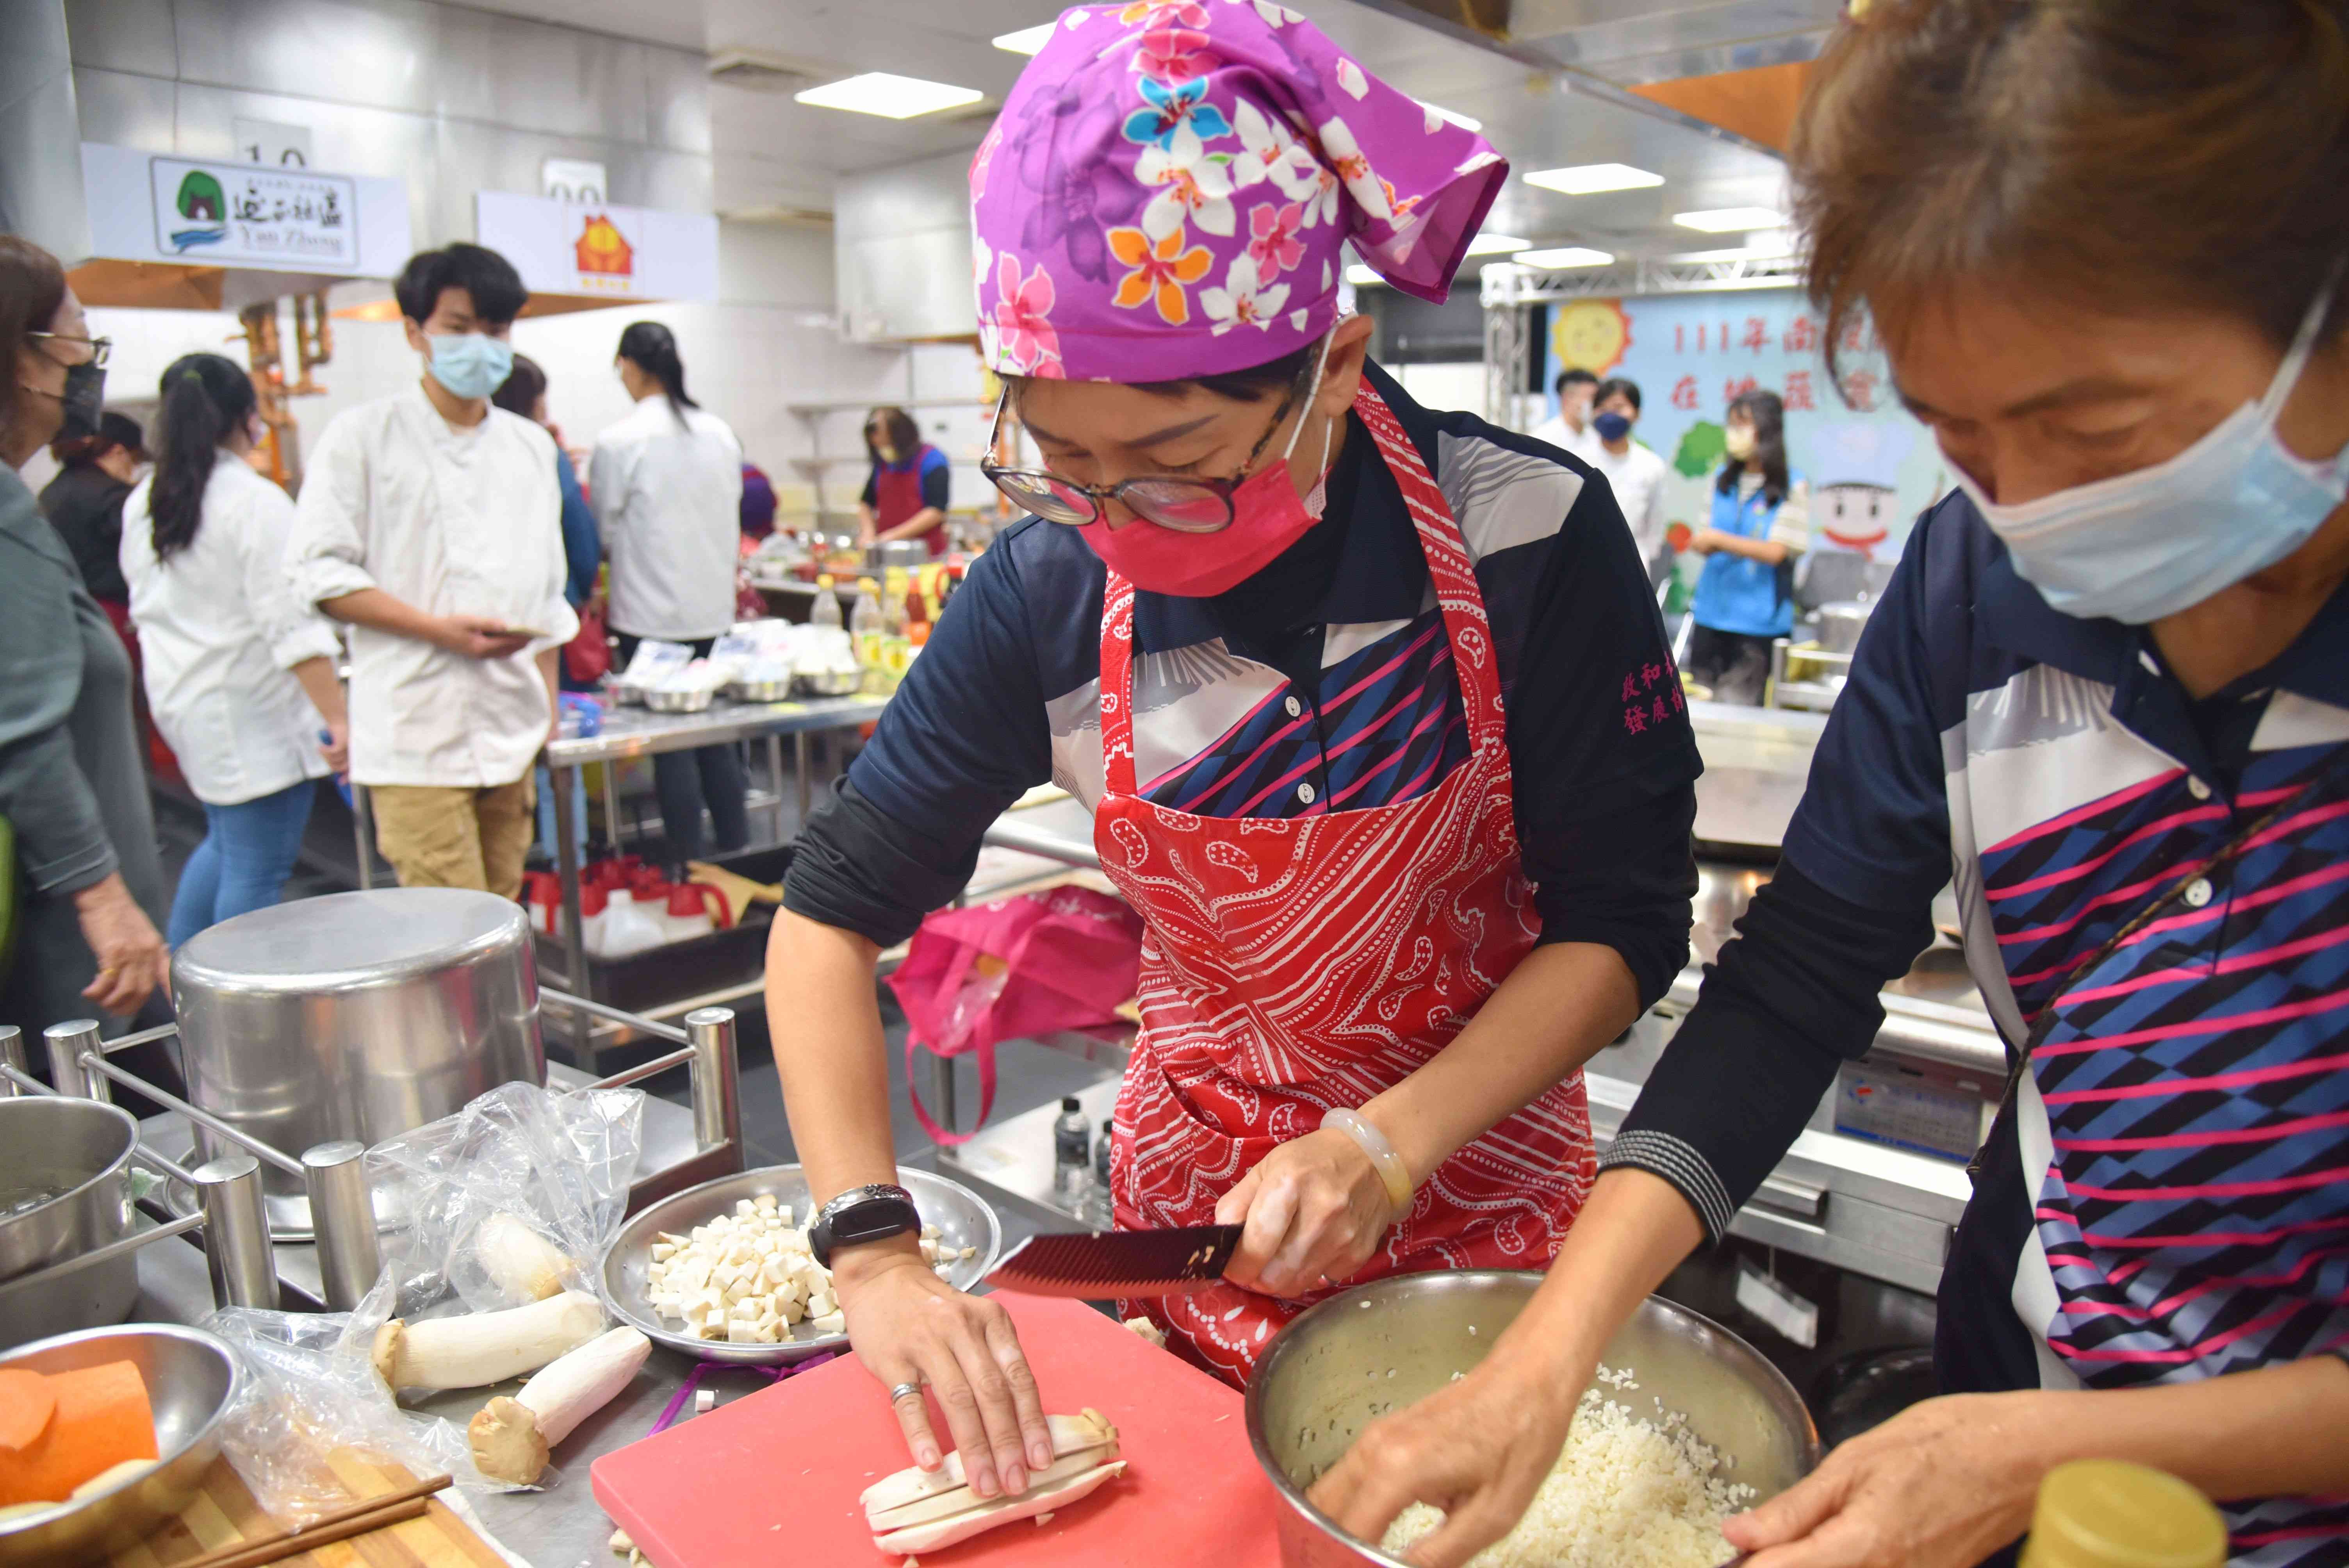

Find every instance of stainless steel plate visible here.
[599,1166,1001,1365]
[0,1323,242,1566]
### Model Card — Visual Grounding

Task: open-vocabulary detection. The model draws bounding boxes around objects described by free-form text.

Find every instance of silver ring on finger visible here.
[888,1380,923,1404]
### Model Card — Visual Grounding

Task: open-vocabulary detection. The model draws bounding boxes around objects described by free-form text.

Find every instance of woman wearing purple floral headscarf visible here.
[768,0,1698,1500]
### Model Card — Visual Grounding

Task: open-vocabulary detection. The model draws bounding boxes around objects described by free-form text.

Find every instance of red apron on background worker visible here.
[763,0,1698,1504]
[859,405,950,557]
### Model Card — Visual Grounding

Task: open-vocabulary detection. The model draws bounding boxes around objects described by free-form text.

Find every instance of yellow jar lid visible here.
[2020,1460,2226,1568]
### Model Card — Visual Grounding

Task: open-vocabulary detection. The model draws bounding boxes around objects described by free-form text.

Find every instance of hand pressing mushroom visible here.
[475,1211,577,1303]
[470,1327,651,1484]
[862,1409,1125,1556]
[372,1290,606,1393]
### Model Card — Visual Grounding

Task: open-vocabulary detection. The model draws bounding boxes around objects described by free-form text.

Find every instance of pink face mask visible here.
[1073,333,1338,599]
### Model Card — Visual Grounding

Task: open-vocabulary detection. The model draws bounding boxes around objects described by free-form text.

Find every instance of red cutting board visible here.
[591,1295,1283,1568]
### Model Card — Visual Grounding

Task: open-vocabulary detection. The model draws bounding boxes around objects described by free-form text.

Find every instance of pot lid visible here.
[171,888,528,993]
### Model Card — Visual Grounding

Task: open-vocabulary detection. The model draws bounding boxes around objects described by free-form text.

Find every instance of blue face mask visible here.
[1592,411,1633,443]
[1953,283,2349,624]
[427,331,515,401]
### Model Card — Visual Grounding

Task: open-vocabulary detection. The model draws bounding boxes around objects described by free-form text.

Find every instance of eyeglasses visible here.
[979,376,1306,535]
[27,332,111,369]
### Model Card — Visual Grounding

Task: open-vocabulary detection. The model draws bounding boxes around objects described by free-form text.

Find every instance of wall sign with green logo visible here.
[146,155,358,267]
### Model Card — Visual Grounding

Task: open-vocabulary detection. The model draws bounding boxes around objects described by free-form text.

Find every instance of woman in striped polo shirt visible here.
[1321,2,2349,1565]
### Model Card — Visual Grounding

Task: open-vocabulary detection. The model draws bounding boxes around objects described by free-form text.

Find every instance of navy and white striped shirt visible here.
[786,362,1701,1007]
[1615,491,2349,1563]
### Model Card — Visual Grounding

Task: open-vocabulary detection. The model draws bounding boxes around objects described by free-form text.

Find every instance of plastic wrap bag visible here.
[364,1079,645,1322]
[203,1306,485,1523]
[237,1080,649,1511]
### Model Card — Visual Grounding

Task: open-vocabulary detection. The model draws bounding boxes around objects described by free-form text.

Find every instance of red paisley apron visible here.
[1099,385,1594,1383]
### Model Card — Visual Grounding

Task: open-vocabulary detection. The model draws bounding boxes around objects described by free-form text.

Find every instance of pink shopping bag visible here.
[888,886,1142,1143]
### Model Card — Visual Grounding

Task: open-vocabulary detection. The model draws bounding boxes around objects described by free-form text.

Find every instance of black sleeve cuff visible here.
[782,777,981,949]
[1598,1131,1736,1242]
[1529,784,1697,1012]
[1607,861,1934,1240]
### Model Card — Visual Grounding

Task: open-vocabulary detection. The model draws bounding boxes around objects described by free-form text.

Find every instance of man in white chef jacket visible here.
[287,244,577,900]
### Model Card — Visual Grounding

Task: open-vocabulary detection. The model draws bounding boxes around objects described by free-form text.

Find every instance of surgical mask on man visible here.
[1952,281,2349,625]
[1593,411,1633,444]
[427,332,515,401]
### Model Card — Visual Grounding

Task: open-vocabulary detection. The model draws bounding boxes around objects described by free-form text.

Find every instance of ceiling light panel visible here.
[1672,206,1786,233]
[992,23,1054,54]
[1522,163,1663,196]
[1414,100,1482,132]
[1515,247,1614,269]
[1460,233,1530,257]
[795,73,985,119]
[1344,264,1385,287]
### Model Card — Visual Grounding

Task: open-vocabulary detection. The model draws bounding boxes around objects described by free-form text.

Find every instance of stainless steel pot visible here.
[1813,599,1875,654]
[0,1098,141,1350]
[869,540,930,572]
[1248,1271,1819,1567]
[170,889,545,1237]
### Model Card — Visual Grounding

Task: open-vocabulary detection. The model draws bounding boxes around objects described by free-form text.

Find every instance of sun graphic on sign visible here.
[575,214,634,277]
[1551,298,1631,376]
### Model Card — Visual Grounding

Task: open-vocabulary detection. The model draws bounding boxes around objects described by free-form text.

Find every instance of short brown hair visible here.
[0,235,67,451]
[1792,0,2349,379]
[865,406,921,457]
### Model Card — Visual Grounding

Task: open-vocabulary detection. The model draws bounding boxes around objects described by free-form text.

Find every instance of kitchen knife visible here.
[983,1225,1243,1298]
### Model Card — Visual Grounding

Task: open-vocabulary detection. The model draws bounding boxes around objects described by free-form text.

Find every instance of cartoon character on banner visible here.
[1810,421,1915,559]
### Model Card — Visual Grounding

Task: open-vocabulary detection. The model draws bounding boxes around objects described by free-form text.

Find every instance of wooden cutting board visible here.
[109,1451,506,1568]
[592,1295,1283,1568]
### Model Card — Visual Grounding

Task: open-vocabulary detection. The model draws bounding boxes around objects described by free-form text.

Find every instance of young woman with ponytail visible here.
[589,321,749,864]
[121,353,350,944]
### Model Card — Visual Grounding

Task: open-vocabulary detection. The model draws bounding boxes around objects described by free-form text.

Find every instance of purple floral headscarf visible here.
[971,1,1508,382]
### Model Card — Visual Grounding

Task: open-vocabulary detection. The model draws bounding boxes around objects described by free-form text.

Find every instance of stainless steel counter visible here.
[128,1136,1052,1568]
[535,692,891,1068]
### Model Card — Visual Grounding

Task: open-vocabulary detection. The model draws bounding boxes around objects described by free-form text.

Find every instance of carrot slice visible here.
[0,1361,156,1506]
[0,1371,53,1454]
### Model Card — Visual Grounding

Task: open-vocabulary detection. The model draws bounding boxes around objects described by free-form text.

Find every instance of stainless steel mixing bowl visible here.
[1247,1270,1820,1567]
[599,1164,1001,1364]
[0,1322,242,1566]
[0,1098,141,1350]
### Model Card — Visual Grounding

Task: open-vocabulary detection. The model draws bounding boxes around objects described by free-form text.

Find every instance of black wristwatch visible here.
[809,1183,920,1269]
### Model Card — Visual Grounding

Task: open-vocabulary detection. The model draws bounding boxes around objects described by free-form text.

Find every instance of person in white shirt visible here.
[590,321,750,863]
[1527,366,1600,461]
[122,354,348,945]
[287,244,577,900]
[1583,376,1673,578]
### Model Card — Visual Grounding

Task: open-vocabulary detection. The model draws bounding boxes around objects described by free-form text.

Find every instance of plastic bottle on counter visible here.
[850,576,884,689]
[811,573,843,631]
[1053,1096,1092,1206]
[2018,1461,2226,1568]
[1078,1118,1116,1227]
[879,568,912,684]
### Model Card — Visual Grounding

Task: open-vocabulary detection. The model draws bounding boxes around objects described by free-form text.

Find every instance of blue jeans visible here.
[535,762,588,861]
[167,779,318,946]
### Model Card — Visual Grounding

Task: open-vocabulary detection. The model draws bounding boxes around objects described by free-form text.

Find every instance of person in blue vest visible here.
[1685,388,1810,703]
[857,406,950,557]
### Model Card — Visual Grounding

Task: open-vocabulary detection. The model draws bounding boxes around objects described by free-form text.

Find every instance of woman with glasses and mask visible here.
[0,236,172,1042]
[765,4,1698,1504]
[1316,4,2349,1566]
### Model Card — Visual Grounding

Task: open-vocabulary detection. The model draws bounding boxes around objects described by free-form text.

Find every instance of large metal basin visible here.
[1248,1270,1819,1567]
[0,1323,242,1565]
[171,889,545,1237]
[0,1098,140,1350]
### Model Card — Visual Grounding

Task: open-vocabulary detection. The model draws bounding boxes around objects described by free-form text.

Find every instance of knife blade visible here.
[983,1225,1244,1298]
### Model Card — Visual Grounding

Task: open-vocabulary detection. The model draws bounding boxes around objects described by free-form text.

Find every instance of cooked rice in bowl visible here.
[1379,1371,1754,1568]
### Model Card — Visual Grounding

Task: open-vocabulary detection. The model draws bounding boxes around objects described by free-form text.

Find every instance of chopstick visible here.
[169,1471,452,1568]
